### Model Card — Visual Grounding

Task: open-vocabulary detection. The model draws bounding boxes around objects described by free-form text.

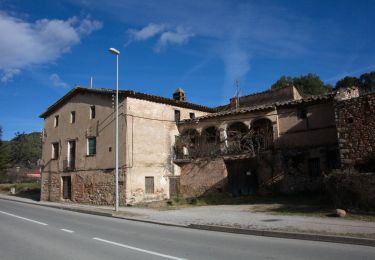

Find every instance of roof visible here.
[40,87,215,118]
[180,93,334,124]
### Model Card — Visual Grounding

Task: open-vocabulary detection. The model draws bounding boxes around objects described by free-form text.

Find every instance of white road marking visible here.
[0,210,48,226]
[60,228,74,233]
[93,237,187,260]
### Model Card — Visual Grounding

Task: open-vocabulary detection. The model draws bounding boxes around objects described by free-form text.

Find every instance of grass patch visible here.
[0,182,40,201]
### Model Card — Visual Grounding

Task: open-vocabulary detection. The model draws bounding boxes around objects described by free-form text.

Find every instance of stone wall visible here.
[334,93,375,169]
[41,169,127,205]
[180,158,228,198]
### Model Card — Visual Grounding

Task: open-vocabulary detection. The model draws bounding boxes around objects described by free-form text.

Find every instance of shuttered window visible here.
[87,137,96,156]
[145,177,154,194]
[52,142,59,159]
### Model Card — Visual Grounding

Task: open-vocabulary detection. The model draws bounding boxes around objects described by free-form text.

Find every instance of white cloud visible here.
[128,23,166,41]
[49,73,69,88]
[0,12,102,82]
[154,26,194,52]
[1,68,20,83]
[127,23,194,51]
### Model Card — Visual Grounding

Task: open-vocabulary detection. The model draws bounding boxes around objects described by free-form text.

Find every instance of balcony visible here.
[63,159,75,172]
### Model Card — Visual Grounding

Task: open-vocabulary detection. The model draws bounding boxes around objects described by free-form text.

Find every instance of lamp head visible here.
[109,48,120,55]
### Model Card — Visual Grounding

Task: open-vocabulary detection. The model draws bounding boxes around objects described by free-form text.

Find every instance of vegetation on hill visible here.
[0,128,42,172]
[271,70,375,96]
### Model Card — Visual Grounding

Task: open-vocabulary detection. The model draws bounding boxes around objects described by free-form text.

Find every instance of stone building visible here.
[40,87,213,205]
[40,84,375,204]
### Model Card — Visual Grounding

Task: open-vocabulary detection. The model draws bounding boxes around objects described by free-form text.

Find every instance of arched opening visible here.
[175,128,199,159]
[226,122,250,154]
[201,126,220,156]
[251,118,273,152]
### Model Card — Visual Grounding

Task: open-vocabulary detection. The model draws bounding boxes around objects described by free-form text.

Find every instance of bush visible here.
[324,169,375,212]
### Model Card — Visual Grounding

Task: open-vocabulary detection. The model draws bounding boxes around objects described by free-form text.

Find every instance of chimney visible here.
[173,87,186,101]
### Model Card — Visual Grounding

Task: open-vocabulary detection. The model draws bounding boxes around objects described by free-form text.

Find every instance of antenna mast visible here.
[235,80,240,110]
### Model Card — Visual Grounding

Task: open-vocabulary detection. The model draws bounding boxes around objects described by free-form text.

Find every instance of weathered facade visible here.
[40,87,212,205]
[40,84,375,205]
[175,86,340,197]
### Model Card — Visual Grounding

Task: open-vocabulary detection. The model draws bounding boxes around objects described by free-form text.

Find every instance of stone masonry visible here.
[334,92,375,168]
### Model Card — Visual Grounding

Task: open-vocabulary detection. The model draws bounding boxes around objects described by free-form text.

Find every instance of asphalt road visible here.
[0,199,374,260]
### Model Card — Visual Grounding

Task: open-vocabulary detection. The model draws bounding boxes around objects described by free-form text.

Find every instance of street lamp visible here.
[109,47,120,212]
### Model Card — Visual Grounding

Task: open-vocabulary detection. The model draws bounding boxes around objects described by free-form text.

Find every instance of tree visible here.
[271,74,329,96]
[0,126,10,181]
[359,71,375,91]
[270,76,294,89]
[335,76,360,90]
[9,132,42,169]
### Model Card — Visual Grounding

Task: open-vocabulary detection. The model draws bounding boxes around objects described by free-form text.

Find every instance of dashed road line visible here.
[0,210,48,226]
[93,237,187,260]
[60,228,74,233]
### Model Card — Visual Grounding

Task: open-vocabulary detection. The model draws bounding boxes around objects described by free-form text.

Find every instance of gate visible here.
[225,159,258,197]
[169,176,180,198]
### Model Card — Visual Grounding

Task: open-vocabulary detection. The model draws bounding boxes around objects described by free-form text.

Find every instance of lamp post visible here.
[109,47,120,212]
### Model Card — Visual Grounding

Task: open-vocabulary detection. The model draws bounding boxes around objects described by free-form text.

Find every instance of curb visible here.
[188,224,375,247]
[1,196,375,247]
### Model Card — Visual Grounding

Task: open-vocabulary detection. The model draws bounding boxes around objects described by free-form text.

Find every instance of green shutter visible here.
[88,138,96,155]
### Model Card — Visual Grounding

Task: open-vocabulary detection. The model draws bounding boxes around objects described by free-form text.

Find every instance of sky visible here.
[1,0,375,140]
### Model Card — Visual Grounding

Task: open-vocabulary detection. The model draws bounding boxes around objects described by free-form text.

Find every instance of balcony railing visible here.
[174,131,273,161]
[63,159,75,172]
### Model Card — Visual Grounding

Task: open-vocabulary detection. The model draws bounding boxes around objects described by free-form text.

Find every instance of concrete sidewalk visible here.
[1,194,375,246]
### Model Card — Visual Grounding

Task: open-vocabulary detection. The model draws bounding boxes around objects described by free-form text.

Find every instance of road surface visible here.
[0,199,374,260]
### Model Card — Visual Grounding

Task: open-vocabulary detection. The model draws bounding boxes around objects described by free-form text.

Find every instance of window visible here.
[54,115,59,127]
[308,158,321,177]
[297,108,307,119]
[90,106,96,119]
[52,142,59,159]
[189,112,195,119]
[70,111,76,124]
[87,137,96,156]
[174,110,180,122]
[145,177,154,194]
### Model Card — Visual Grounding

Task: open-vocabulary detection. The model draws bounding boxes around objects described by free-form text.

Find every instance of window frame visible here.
[51,142,59,160]
[70,111,76,124]
[145,176,155,194]
[174,109,181,122]
[54,115,59,127]
[87,137,97,156]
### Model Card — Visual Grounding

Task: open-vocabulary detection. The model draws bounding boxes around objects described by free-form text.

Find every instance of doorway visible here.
[225,159,258,197]
[62,176,72,200]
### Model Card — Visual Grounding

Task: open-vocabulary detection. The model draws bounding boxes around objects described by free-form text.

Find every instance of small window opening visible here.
[70,111,76,124]
[346,117,354,124]
[189,112,195,119]
[297,108,307,119]
[90,106,96,119]
[54,115,59,127]
[174,110,181,122]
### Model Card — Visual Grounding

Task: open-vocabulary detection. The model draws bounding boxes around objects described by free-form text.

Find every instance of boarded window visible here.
[189,112,195,119]
[70,111,76,124]
[54,115,59,127]
[145,177,154,194]
[52,142,59,159]
[87,137,96,156]
[90,106,96,119]
[309,158,321,177]
[174,110,180,122]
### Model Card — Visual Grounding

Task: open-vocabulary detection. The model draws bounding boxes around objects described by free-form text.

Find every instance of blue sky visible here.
[1,0,375,140]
